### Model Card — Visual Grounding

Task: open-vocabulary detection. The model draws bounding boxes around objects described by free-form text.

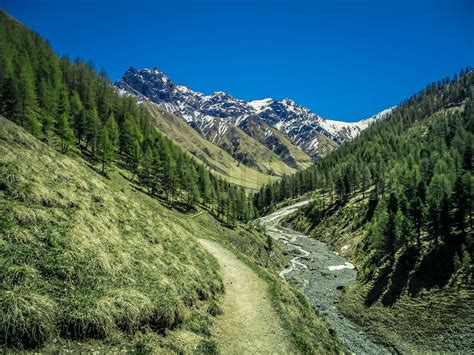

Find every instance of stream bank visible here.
[259,201,388,354]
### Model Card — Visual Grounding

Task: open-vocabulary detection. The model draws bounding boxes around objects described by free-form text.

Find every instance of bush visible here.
[0,289,57,347]
[207,300,222,316]
[194,339,218,354]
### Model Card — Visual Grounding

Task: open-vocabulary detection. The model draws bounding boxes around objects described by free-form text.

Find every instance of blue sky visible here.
[2,0,473,121]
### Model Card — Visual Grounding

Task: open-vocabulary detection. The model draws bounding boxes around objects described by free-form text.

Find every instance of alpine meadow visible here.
[0,2,472,354]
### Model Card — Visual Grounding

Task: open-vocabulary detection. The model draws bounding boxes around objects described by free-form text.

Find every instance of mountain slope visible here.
[0,116,346,353]
[0,116,223,351]
[321,107,395,142]
[116,67,384,165]
[117,69,313,175]
[256,69,474,352]
[144,101,282,189]
[236,115,313,169]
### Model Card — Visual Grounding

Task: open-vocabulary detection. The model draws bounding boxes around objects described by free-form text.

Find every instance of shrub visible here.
[0,289,57,347]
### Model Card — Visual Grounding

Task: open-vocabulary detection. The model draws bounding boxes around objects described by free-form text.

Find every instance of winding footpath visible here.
[259,201,388,354]
[198,239,292,354]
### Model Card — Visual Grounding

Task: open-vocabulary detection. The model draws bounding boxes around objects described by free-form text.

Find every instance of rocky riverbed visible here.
[260,201,388,354]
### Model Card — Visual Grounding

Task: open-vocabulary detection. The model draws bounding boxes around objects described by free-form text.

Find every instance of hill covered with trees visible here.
[0,10,355,353]
[0,10,254,225]
[256,68,473,351]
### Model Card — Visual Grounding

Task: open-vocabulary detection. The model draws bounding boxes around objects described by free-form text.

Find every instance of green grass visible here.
[340,284,473,352]
[0,117,223,351]
[0,116,346,353]
[282,190,473,352]
[145,102,296,190]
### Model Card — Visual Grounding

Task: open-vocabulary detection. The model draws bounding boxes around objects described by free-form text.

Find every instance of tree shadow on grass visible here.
[407,245,455,296]
[381,246,419,306]
[365,262,393,307]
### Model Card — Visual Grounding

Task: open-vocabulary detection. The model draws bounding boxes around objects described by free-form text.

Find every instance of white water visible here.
[259,200,312,279]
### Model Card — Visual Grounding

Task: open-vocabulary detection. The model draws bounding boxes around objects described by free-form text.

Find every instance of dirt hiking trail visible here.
[198,239,292,354]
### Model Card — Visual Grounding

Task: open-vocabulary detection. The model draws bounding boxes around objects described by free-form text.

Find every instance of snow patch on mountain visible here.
[249,98,273,111]
[116,66,394,159]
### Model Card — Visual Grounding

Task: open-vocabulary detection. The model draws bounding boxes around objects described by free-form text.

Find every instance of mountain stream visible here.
[259,200,387,354]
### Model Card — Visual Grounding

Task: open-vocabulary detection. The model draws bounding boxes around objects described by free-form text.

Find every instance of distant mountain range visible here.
[116,67,394,182]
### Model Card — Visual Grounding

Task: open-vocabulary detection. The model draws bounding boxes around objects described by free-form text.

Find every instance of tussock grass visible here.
[340,284,474,352]
[0,117,346,352]
[207,300,222,316]
[0,288,57,347]
[188,213,347,353]
[183,311,212,336]
[0,117,223,350]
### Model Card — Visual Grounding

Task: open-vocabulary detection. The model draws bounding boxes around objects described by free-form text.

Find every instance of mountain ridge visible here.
[116,67,393,160]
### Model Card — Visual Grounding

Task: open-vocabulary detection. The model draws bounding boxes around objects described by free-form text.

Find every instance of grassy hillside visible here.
[281,102,474,352]
[218,125,297,177]
[145,102,300,183]
[144,102,281,190]
[314,131,339,157]
[0,117,346,353]
[0,116,224,351]
[237,116,313,170]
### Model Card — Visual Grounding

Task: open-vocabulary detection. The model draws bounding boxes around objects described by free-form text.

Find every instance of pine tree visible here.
[361,165,372,197]
[84,107,101,158]
[120,114,143,176]
[426,173,452,245]
[367,199,389,258]
[183,164,200,209]
[199,166,213,207]
[17,56,41,137]
[56,111,75,153]
[162,150,177,206]
[55,86,74,153]
[0,61,18,119]
[140,146,154,192]
[98,124,115,174]
[408,196,424,247]
[38,79,55,140]
[106,114,119,154]
[70,90,84,144]
[452,173,470,237]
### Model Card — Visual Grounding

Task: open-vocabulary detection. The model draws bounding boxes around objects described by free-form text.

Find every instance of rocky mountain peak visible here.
[116,67,393,159]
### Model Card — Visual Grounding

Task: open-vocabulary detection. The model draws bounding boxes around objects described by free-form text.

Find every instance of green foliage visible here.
[56,111,75,153]
[0,9,252,224]
[207,300,222,316]
[0,118,224,350]
[194,339,218,354]
[257,69,473,293]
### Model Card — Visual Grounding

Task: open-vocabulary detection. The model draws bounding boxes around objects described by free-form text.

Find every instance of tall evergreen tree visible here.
[16,56,41,137]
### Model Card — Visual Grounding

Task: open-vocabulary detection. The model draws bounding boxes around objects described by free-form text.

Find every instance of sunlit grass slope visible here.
[0,116,346,353]
[0,116,224,351]
[145,102,291,190]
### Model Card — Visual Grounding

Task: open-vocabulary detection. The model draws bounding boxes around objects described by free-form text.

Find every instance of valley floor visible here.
[198,239,292,353]
[260,201,388,354]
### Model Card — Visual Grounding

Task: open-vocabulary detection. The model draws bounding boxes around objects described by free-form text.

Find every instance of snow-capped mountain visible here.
[116,67,393,160]
[321,107,395,142]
